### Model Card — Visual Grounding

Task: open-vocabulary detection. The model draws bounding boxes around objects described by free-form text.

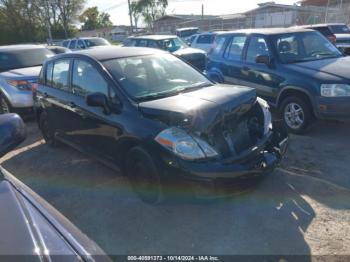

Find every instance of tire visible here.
[39,112,59,147]
[126,146,164,204]
[280,95,314,134]
[0,93,11,114]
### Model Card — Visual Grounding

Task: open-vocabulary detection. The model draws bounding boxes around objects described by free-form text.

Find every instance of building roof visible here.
[57,46,166,61]
[245,2,300,14]
[129,35,177,40]
[232,27,314,35]
[154,14,219,22]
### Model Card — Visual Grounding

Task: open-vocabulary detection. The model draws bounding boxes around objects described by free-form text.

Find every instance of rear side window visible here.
[45,62,54,86]
[197,34,215,44]
[313,27,333,37]
[224,35,247,60]
[211,35,229,55]
[62,40,69,48]
[69,40,76,49]
[136,39,148,47]
[246,36,269,63]
[72,60,108,96]
[52,60,70,91]
[77,40,85,49]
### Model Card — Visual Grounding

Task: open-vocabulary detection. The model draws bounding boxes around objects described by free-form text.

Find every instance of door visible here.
[38,59,74,137]
[221,34,248,85]
[63,58,122,162]
[242,35,285,102]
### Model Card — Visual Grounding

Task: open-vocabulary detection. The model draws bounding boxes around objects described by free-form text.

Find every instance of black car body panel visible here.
[34,47,288,196]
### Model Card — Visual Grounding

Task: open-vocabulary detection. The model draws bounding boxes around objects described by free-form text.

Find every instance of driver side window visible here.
[246,36,269,63]
[72,59,109,97]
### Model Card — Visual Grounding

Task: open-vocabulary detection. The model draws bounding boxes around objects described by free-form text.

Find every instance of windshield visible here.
[103,54,212,101]
[84,38,110,47]
[273,31,342,63]
[329,25,350,34]
[177,29,199,38]
[157,38,188,52]
[0,48,53,72]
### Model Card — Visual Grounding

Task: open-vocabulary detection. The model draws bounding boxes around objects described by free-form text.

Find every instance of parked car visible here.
[0,113,110,260]
[0,45,54,115]
[207,28,350,134]
[297,24,337,43]
[47,45,72,54]
[190,31,228,53]
[62,37,111,51]
[33,46,288,204]
[176,27,200,43]
[123,35,207,71]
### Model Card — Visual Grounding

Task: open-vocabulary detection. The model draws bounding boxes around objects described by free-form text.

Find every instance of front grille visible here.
[205,102,265,158]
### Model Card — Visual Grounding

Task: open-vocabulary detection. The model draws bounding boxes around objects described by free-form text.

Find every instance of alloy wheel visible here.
[284,102,305,130]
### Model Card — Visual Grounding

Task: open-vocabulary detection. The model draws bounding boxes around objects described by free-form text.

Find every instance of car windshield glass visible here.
[103,54,212,101]
[273,31,342,63]
[84,38,110,47]
[329,25,350,34]
[0,48,53,72]
[157,38,188,52]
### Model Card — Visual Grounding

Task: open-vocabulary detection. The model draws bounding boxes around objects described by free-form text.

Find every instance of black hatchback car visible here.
[34,47,288,203]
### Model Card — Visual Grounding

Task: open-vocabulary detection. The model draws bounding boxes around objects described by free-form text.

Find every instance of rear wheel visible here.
[0,93,11,114]
[280,96,313,134]
[126,146,164,204]
[39,112,59,147]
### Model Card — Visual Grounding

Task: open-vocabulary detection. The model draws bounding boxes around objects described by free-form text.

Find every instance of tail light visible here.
[329,35,337,43]
[31,83,38,93]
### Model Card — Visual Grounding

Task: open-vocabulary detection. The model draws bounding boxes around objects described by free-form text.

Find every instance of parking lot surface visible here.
[1,119,350,256]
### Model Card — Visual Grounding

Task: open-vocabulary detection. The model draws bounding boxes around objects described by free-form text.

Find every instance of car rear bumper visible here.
[315,96,350,121]
[164,121,288,183]
[1,85,33,108]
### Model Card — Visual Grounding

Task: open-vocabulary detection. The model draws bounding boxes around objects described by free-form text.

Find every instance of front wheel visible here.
[126,146,164,204]
[0,93,11,114]
[280,96,314,134]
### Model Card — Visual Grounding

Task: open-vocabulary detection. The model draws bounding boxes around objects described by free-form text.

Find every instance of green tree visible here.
[79,6,113,31]
[133,0,168,30]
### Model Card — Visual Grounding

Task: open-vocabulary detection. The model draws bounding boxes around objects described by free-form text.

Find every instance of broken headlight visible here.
[257,98,272,135]
[155,127,218,160]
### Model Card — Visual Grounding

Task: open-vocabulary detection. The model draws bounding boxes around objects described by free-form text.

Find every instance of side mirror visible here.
[256,55,272,65]
[86,92,122,115]
[0,114,26,158]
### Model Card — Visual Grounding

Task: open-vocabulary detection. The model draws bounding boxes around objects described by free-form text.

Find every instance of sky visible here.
[87,0,298,26]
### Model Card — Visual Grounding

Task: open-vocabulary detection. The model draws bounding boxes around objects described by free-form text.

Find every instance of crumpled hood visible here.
[0,66,41,79]
[139,84,257,133]
[173,47,206,56]
[286,57,350,81]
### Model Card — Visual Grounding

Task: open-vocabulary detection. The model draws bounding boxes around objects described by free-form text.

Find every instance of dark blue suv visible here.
[207,28,350,134]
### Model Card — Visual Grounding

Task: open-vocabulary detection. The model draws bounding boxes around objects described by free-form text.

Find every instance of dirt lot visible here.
[1,119,350,256]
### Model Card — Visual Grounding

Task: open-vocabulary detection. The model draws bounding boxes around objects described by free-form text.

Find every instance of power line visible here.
[100,0,126,12]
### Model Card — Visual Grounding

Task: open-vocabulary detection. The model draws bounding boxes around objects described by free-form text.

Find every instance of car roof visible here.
[230,27,314,35]
[129,35,177,40]
[0,44,46,52]
[176,27,199,31]
[55,46,167,61]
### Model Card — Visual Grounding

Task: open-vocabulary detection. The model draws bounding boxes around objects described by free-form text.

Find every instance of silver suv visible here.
[0,45,53,114]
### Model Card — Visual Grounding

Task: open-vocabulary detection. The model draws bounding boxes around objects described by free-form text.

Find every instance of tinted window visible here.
[77,40,85,49]
[52,60,70,91]
[329,25,350,34]
[224,35,247,60]
[157,37,187,52]
[136,39,148,47]
[313,27,333,37]
[69,40,76,49]
[72,60,108,96]
[0,48,53,72]
[148,40,158,48]
[103,54,211,101]
[246,36,269,63]
[84,38,110,47]
[45,62,54,86]
[197,34,215,44]
[62,40,69,48]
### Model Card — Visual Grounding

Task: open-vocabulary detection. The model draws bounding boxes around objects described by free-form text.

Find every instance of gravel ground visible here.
[1,119,350,256]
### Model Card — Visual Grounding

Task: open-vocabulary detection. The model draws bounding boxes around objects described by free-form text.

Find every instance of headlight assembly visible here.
[257,98,272,135]
[321,84,350,97]
[155,127,218,160]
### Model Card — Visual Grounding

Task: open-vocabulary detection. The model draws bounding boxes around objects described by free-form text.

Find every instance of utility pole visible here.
[127,0,134,33]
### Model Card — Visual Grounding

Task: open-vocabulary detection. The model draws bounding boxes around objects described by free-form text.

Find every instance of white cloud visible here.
[87,0,298,25]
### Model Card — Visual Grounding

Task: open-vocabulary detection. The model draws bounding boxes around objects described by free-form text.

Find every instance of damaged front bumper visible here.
[174,121,288,182]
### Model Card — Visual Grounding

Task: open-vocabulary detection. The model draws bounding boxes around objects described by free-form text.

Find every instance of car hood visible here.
[0,167,110,260]
[0,66,42,79]
[286,57,350,81]
[173,47,206,56]
[335,33,350,39]
[139,84,257,134]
